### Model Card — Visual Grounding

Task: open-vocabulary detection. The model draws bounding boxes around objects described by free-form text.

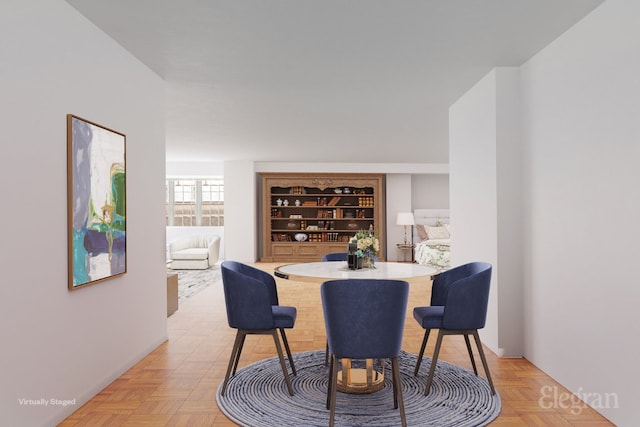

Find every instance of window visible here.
[166,178,224,226]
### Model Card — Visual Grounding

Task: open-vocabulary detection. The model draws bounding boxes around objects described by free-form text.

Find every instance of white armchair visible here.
[169,235,220,270]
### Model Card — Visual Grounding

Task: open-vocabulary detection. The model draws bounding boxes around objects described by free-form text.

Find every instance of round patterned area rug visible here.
[216,350,501,427]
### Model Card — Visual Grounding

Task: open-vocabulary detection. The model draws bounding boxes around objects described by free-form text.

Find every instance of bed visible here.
[412,209,450,270]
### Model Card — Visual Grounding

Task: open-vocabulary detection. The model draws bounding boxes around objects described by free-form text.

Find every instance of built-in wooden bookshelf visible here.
[259,173,385,262]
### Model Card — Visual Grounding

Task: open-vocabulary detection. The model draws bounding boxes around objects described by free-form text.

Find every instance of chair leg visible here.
[271,330,294,396]
[279,328,297,375]
[326,354,335,409]
[392,357,407,427]
[221,331,245,396]
[391,359,399,409]
[464,333,478,375]
[328,355,339,427]
[414,329,431,376]
[231,333,247,375]
[324,341,329,366]
[472,330,496,395]
[425,330,444,396]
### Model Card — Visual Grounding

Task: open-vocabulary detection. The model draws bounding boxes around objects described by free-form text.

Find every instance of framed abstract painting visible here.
[67,114,126,290]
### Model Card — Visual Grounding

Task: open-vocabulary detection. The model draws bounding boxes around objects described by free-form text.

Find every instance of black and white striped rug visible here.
[216,350,501,426]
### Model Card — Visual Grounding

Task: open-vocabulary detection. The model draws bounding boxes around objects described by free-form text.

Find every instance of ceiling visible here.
[66,0,603,164]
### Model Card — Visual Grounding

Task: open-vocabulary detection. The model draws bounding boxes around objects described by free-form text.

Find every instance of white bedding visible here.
[412,209,450,270]
[419,238,449,246]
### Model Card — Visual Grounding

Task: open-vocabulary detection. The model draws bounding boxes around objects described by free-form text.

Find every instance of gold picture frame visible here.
[67,114,126,290]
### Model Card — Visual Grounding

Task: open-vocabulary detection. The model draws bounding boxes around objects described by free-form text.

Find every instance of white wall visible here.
[451,0,638,424]
[0,2,167,426]
[411,174,449,209]
[519,0,639,424]
[166,160,223,177]
[224,160,257,263]
[386,174,412,261]
[449,71,500,352]
[494,68,524,357]
[449,66,525,358]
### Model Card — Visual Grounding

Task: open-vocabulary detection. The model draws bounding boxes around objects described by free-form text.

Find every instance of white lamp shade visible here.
[396,212,415,226]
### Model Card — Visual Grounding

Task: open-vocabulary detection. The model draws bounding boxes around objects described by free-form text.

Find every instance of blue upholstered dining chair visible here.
[320,252,347,364]
[319,252,380,363]
[321,252,348,262]
[321,279,409,427]
[220,260,297,396]
[413,261,496,396]
[321,252,380,262]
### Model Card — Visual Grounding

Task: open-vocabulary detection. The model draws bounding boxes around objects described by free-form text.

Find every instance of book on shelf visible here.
[272,233,292,242]
[327,196,340,206]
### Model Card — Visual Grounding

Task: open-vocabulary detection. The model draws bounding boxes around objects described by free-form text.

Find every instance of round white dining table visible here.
[274,261,437,282]
[274,260,437,394]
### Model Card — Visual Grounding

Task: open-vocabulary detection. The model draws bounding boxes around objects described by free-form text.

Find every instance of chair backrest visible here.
[321,279,409,359]
[221,261,278,330]
[433,262,492,330]
[321,252,348,262]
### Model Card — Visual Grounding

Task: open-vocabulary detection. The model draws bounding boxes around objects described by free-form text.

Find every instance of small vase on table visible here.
[362,256,375,269]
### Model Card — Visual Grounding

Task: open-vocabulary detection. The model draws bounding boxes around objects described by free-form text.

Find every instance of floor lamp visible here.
[396,212,415,261]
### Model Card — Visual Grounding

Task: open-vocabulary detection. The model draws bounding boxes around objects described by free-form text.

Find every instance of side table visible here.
[396,243,415,263]
[167,273,178,316]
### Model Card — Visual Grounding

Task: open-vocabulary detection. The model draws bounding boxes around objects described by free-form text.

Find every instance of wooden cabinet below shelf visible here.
[267,242,352,262]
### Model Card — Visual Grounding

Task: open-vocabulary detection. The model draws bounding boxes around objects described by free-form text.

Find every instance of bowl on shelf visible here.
[333,189,342,193]
[294,233,308,242]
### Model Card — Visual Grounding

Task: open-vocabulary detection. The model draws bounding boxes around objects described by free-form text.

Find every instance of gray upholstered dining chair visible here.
[321,279,409,427]
[220,260,297,396]
[413,261,496,396]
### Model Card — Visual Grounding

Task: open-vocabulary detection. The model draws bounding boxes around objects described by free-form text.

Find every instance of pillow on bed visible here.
[425,225,450,240]
[416,224,429,240]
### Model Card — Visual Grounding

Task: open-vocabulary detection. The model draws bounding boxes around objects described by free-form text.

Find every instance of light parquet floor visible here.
[59,263,614,426]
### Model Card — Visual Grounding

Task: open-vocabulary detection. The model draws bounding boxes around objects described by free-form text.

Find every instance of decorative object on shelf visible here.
[396,212,415,244]
[283,199,289,206]
[311,178,334,187]
[294,233,308,242]
[333,188,342,194]
[276,198,283,206]
[343,187,351,193]
[350,228,380,268]
[295,199,301,206]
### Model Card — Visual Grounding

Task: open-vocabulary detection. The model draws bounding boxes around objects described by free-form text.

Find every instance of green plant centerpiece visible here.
[350,228,380,268]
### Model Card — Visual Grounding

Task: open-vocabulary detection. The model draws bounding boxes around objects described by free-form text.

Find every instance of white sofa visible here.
[169,234,220,270]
